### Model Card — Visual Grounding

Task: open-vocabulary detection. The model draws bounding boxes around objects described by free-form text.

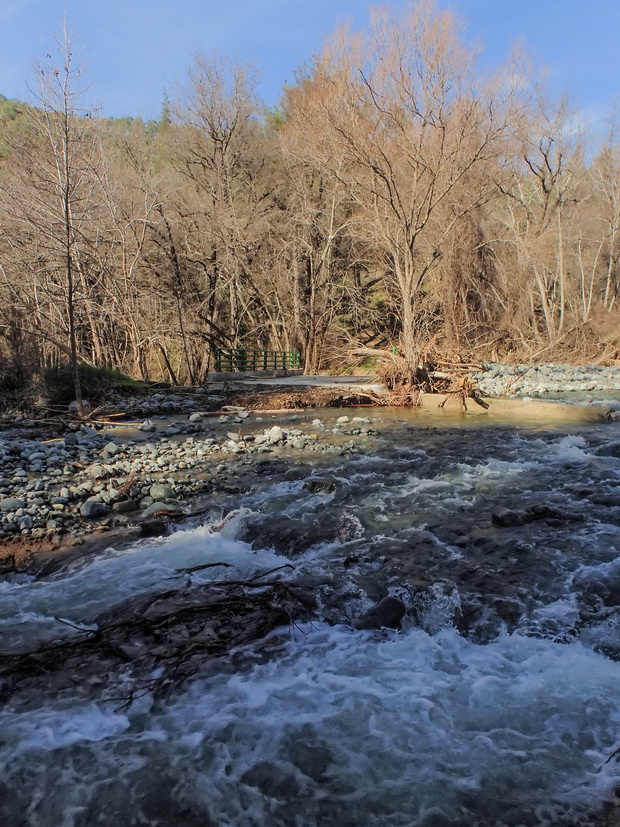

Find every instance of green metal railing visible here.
[214,348,301,372]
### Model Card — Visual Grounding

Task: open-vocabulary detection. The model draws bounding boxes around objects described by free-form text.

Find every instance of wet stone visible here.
[303,478,337,494]
[355,596,407,630]
[141,501,182,518]
[491,508,532,527]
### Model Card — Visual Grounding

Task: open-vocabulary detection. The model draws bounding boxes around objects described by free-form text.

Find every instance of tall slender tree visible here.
[0,28,102,412]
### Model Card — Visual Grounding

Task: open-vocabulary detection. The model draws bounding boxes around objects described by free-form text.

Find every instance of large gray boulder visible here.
[268,426,284,444]
[149,483,175,502]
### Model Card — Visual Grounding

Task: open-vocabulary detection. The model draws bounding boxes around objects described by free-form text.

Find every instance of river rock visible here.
[111,499,137,513]
[88,464,107,480]
[0,497,25,512]
[268,426,284,444]
[491,507,531,527]
[140,419,157,432]
[303,477,337,494]
[149,483,175,502]
[100,442,121,459]
[17,515,33,530]
[141,501,182,517]
[594,441,620,458]
[79,498,109,519]
[337,511,364,542]
[355,596,406,630]
[27,451,46,462]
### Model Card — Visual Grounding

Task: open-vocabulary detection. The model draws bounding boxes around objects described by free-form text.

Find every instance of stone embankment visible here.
[0,402,373,552]
[472,362,620,397]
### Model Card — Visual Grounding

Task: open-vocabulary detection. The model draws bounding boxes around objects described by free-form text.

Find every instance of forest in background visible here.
[0,1,619,398]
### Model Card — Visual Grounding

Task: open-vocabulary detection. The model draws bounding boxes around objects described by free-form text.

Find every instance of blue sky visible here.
[1,0,618,129]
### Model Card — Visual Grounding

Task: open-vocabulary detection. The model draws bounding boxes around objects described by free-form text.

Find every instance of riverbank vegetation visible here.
[1,1,619,399]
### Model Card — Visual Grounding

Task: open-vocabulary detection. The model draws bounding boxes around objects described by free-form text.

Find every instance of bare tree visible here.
[589,134,620,312]
[282,0,525,373]
[170,55,279,355]
[495,94,581,344]
[0,29,102,411]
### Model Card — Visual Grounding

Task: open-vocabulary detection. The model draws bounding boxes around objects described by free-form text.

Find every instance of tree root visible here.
[438,376,490,411]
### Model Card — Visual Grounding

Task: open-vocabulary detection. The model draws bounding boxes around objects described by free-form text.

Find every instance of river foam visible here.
[1,623,620,826]
[0,522,289,653]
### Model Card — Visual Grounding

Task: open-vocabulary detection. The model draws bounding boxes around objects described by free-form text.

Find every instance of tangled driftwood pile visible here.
[350,346,487,410]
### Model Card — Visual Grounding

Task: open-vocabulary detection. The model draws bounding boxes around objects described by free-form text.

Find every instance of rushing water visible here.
[2,399,620,826]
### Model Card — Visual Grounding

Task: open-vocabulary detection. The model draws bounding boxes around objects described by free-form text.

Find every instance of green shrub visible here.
[42,363,147,404]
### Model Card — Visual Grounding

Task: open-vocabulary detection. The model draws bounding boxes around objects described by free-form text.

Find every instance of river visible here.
[2,396,620,826]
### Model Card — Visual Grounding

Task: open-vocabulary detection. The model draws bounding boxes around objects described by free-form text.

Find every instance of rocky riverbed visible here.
[3,364,620,826]
[472,361,620,396]
[0,394,377,571]
[2,381,620,826]
[1,363,619,571]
